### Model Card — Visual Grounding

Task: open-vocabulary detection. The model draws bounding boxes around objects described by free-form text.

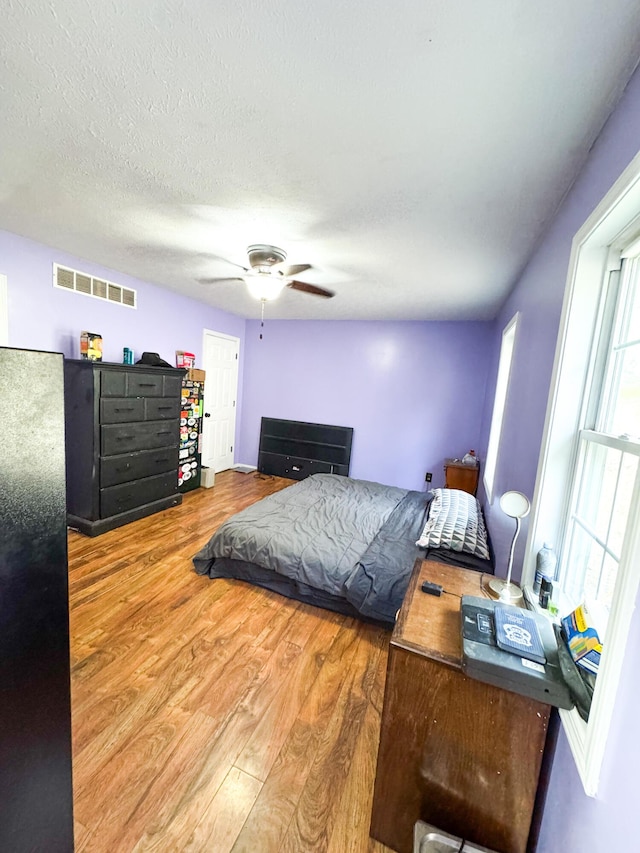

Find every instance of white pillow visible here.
[416,488,490,561]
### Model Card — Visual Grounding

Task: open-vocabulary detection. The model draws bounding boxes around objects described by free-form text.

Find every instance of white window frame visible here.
[523,151,640,797]
[483,312,519,502]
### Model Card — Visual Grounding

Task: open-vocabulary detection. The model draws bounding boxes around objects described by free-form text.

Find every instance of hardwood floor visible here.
[68,471,395,852]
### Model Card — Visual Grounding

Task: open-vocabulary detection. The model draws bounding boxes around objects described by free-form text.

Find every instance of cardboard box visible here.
[561,601,605,675]
[186,367,205,382]
[80,331,102,361]
[176,350,196,369]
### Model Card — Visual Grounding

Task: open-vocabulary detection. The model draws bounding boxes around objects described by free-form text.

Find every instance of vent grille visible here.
[76,273,92,295]
[122,288,136,307]
[53,264,137,309]
[57,267,75,289]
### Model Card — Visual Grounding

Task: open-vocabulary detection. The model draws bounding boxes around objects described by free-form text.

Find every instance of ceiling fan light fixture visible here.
[246,244,287,269]
[245,275,286,301]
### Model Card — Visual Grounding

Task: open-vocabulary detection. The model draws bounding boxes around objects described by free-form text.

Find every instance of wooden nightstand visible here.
[444,458,480,495]
[369,559,553,853]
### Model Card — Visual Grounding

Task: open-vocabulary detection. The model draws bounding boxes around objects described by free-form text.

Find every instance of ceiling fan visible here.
[201,244,335,301]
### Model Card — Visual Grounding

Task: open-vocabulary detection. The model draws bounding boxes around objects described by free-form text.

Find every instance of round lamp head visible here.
[499,490,530,520]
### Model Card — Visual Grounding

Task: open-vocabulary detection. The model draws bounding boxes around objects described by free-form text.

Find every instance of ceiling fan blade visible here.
[276,263,312,277]
[197,277,245,285]
[209,255,249,272]
[287,280,334,298]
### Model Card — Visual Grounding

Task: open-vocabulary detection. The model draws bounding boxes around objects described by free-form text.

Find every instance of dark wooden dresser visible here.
[64,359,185,536]
[370,560,552,853]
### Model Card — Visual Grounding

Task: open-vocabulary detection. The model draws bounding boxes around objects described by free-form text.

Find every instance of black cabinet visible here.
[178,372,205,492]
[0,347,74,852]
[64,359,185,536]
[258,417,353,480]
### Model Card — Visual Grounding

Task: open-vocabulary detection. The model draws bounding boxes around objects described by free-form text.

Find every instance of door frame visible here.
[201,328,240,472]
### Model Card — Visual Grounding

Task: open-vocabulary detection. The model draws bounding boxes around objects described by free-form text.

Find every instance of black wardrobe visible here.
[0,347,74,851]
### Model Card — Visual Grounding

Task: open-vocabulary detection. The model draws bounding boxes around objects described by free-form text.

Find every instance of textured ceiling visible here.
[2,1,640,320]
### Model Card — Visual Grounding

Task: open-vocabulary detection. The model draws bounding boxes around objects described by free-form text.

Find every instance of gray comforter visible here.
[193,473,430,623]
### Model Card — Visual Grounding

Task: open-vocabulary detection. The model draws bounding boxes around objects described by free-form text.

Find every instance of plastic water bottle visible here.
[534,542,557,593]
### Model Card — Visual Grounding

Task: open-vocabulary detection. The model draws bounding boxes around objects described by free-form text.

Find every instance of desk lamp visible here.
[488,490,531,602]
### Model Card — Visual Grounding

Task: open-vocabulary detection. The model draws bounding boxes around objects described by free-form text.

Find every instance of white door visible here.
[201,330,239,473]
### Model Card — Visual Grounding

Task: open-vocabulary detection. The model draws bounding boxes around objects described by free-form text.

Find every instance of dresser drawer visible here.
[145,397,180,420]
[100,447,179,488]
[101,371,164,397]
[100,398,145,424]
[101,420,178,456]
[100,471,177,518]
[100,397,181,424]
[163,374,183,399]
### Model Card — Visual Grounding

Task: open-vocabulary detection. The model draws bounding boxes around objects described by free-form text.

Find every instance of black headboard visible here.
[258,417,353,480]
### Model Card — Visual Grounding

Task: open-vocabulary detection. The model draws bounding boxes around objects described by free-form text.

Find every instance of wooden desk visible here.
[370,560,551,853]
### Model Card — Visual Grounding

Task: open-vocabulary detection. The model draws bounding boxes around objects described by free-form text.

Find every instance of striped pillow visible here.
[416,488,490,560]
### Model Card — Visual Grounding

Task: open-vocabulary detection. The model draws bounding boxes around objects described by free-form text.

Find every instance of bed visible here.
[193,474,493,625]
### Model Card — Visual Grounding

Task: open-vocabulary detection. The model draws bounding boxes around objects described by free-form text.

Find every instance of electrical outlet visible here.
[425,472,432,483]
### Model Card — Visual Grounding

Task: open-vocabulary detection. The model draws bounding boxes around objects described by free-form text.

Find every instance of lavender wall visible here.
[0,229,247,445]
[238,319,492,491]
[1,230,245,362]
[477,66,640,851]
[1,229,493,492]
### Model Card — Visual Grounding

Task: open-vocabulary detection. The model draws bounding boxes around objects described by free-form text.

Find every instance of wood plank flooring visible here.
[68,471,395,852]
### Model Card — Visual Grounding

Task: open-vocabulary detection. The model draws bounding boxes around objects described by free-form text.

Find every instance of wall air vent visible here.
[53,264,137,309]
[75,273,92,295]
[92,278,107,299]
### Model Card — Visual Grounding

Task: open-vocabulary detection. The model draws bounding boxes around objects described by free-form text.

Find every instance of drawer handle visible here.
[138,382,156,387]
[114,407,135,413]
[116,464,131,472]
[157,430,172,436]
[155,458,169,464]
[116,435,134,441]
[156,405,173,411]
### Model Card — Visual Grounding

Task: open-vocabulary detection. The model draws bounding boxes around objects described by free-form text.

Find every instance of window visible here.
[563,257,640,611]
[525,152,640,796]
[483,313,518,502]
